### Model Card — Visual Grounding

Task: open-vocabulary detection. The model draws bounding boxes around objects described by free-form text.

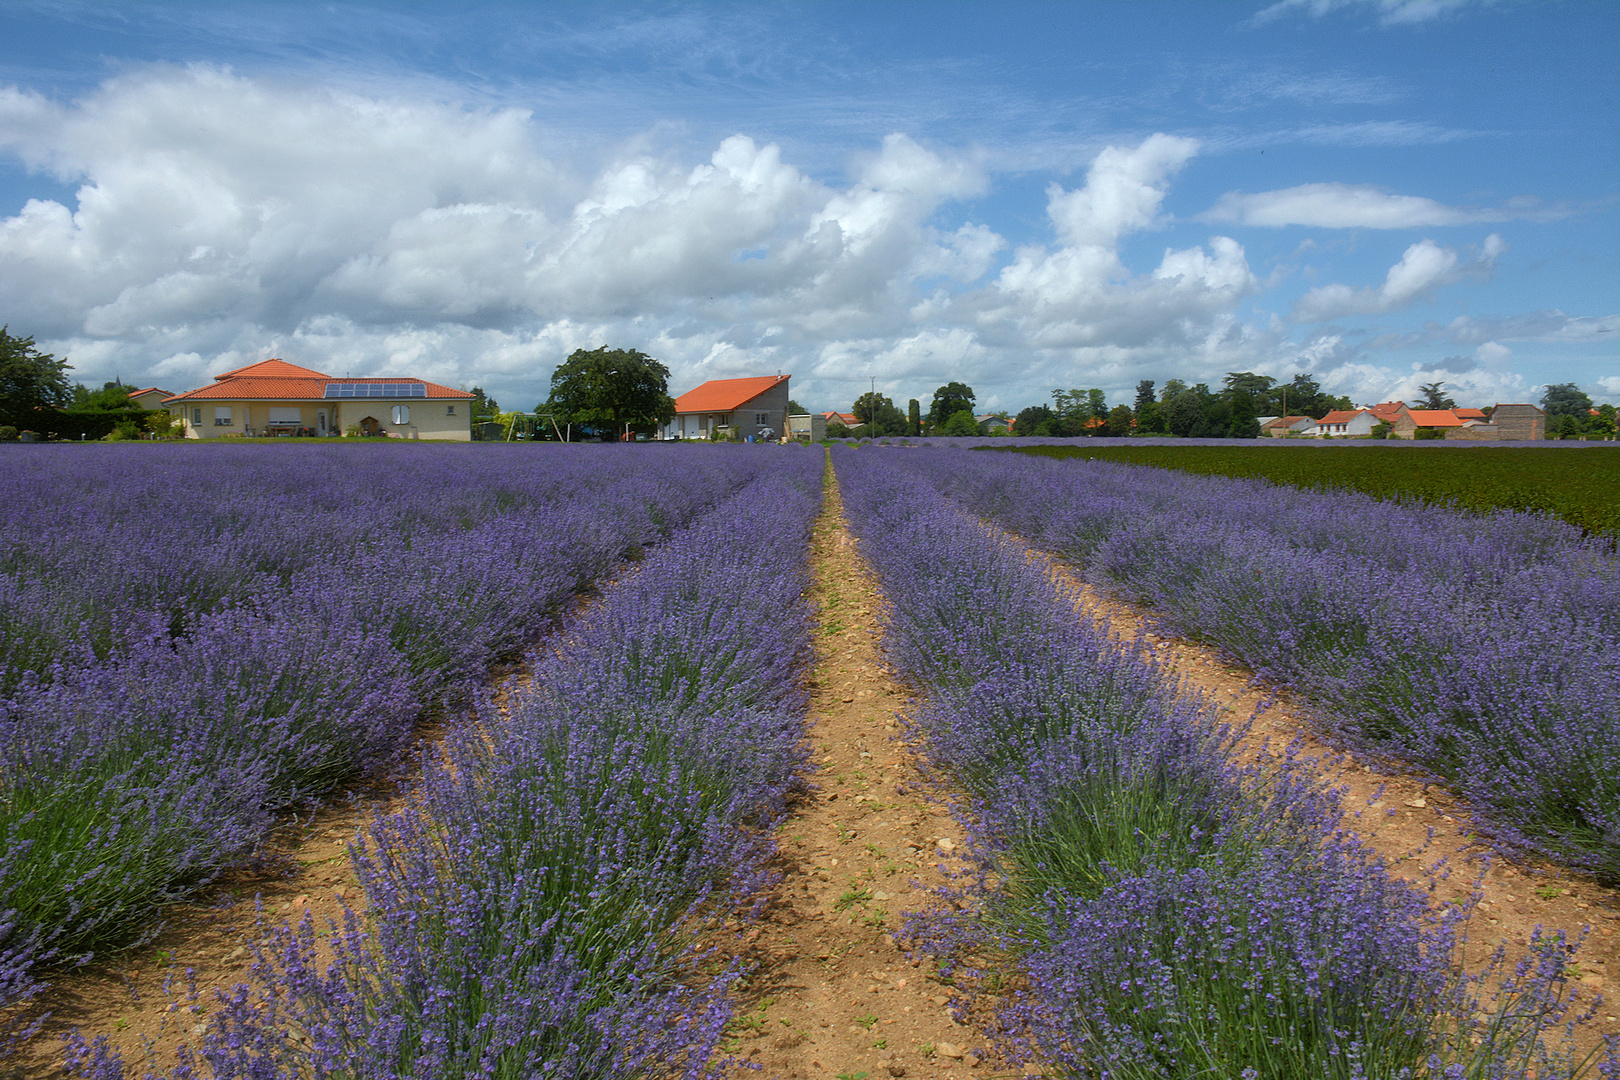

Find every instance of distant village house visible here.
[663,375,791,440]
[164,360,475,440]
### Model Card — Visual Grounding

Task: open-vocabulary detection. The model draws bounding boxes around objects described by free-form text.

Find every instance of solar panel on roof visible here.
[324,382,427,398]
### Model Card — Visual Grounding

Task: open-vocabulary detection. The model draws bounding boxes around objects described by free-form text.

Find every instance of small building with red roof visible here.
[664,374,790,441]
[1390,407,1468,439]
[126,387,174,410]
[164,359,475,440]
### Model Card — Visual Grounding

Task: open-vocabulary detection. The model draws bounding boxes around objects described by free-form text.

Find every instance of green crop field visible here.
[994,444,1620,537]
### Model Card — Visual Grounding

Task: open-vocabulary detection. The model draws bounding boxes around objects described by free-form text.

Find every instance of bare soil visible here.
[706,466,1007,1079]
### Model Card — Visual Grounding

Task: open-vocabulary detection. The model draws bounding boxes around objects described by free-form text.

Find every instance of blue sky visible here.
[1,0,1615,414]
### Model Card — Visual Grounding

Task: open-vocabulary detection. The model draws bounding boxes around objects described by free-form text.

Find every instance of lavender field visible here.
[0,443,791,1027]
[892,445,1620,883]
[833,447,1609,1079]
[1,441,1614,1078]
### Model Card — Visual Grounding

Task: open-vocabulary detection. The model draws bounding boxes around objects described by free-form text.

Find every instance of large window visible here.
[213,406,233,426]
[391,404,411,425]
[192,407,202,425]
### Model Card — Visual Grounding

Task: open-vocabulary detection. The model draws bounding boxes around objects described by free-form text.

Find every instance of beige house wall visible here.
[175,398,471,440]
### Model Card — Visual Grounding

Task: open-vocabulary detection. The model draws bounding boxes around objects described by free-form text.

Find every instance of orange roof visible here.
[166,359,473,403]
[168,376,328,402]
[1367,401,1405,420]
[1406,409,1466,427]
[127,386,171,398]
[822,411,857,425]
[673,375,789,413]
[1317,409,1366,425]
[1455,408,1488,420]
[214,358,329,381]
[1262,415,1310,428]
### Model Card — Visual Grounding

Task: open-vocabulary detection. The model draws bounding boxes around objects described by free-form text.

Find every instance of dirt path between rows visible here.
[709,465,1010,1079]
[1022,532,1620,1059]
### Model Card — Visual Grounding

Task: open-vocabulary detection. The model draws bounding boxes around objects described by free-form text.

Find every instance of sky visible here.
[0,0,1615,416]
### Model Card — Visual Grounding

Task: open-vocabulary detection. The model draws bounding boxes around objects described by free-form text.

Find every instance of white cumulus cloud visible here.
[1292,234,1503,322]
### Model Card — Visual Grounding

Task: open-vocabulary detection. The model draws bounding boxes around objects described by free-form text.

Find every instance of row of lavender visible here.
[0,444,773,1022]
[70,450,823,1078]
[893,446,1620,883]
[832,449,1601,1079]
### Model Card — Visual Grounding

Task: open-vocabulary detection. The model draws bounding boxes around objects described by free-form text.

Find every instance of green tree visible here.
[1413,381,1456,410]
[928,382,976,429]
[941,409,979,437]
[1163,390,1204,438]
[1592,404,1616,436]
[788,398,806,416]
[852,391,907,436]
[544,347,675,440]
[0,327,72,428]
[470,386,501,419]
[1012,404,1054,436]
[908,398,921,436]
[70,381,132,411]
[1105,404,1134,437]
[1133,379,1157,415]
[1541,382,1593,421]
[1084,389,1108,434]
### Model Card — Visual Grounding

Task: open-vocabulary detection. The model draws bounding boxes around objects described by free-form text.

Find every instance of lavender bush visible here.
[0,443,775,1018]
[832,448,1607,1079]
[117,449,824,1079]
[887,446,1620,882]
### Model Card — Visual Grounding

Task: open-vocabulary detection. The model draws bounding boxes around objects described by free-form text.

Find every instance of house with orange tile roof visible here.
[663,374,791,440]
[164,359,475,440]
[126,387,174,410]
[1390,406,1468,439]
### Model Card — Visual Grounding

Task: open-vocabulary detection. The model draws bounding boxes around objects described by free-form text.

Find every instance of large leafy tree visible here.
[1012,404,1054,436]
[543,347,675,438]
[927,382,976,428]
[0,327,72,427]
[1541,382,1593,420]
[70,381,132,411]
[470,386,501,419]
[941,409,980,437]
[852,391,907,436]
[1413,381,1457,410]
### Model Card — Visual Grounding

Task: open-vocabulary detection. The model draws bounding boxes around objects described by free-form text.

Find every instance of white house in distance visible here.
[663,375,790,440]
[165,359,475,440]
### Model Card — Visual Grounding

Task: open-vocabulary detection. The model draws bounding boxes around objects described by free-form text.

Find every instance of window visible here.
[213,406,233,426]
[192,407,202,425]
[446,405,456,416]
[391,404,411,425]
[755,412,769,426]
